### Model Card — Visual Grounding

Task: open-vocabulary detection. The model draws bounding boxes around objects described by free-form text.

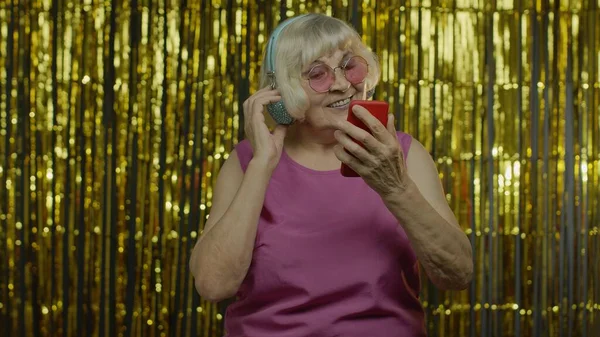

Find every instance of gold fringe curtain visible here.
[0,0,598,336]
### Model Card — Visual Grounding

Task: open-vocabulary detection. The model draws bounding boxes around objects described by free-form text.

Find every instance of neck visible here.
[283,122,342,171]
[285,123,337,154]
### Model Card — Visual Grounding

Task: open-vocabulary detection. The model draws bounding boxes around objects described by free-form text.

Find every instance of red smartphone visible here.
[341,100,390,177]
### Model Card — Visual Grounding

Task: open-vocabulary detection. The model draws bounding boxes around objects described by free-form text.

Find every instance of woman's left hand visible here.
[334,104,407,197]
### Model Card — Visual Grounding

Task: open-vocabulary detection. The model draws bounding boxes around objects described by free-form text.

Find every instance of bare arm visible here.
[189,86,286,302]
[333,108,472,291]
[189,151,273,302]
[382,139,473,290]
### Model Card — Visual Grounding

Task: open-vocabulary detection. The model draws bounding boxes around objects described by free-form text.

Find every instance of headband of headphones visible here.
[265,15,307,75]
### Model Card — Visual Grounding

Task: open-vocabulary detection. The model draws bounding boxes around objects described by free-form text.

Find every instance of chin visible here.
[318,106,346,119]
[326,109,349,127]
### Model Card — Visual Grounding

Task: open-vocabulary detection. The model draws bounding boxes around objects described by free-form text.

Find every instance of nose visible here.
[328,67,351,92]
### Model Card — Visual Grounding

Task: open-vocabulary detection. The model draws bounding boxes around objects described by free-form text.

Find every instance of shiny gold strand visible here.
[0,0,598,336]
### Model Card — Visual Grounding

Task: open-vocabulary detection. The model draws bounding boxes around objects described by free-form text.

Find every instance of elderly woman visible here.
[190,13,473,337]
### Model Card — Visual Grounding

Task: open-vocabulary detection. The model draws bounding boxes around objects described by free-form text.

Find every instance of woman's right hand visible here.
[242,87,289,172]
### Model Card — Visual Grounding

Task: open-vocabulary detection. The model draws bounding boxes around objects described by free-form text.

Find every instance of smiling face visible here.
[259,14,380,123]
[299,49,370,129]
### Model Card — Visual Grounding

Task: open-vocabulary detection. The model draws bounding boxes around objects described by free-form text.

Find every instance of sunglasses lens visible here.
[308,65,334,92]
[306,56,369,92]
[344,56,368,84]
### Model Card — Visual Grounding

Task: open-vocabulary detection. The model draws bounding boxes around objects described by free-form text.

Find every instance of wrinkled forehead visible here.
[316,49,350,63]
[301,49,349,70]
[299,38,354,69]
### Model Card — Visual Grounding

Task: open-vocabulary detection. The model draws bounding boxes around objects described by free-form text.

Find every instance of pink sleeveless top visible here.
[224,131,426,337]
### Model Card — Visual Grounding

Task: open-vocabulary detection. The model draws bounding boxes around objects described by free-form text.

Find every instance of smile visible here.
[327,97,352,109]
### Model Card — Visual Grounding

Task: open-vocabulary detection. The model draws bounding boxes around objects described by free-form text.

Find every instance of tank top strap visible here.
[397,131,413,162]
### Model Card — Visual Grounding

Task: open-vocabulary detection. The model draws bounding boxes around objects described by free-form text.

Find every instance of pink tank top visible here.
[224,131,426,337]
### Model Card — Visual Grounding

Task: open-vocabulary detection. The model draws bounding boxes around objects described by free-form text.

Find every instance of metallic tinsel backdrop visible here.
[0,0,598,336]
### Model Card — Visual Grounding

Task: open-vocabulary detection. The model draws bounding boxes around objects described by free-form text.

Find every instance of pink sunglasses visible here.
[302,55,369,93]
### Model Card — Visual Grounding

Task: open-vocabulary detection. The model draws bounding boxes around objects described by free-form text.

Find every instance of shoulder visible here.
[394,132,434,169]
[403,136,437,182]
[404,135,431,163]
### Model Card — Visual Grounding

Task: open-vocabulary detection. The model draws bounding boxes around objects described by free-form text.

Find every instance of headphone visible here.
[264,16,306,125]
[264,15,376,125]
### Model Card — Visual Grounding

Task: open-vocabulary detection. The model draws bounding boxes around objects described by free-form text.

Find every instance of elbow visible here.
[451,247,474,291]
[193,278,236,303]
[189,245,241,302]
[450,261,473,291]
[458,243,475,289]
[431,263,472,291]
[431,248,474,291]
[190,259,238,303]
[446,237,474,290]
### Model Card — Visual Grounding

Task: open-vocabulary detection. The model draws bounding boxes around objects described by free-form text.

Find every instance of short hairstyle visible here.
[259,13,381,121]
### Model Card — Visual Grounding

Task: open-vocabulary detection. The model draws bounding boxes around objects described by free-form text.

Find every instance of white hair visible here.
[260,13,381,121]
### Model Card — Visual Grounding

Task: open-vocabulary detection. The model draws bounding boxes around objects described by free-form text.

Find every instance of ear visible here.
[366,87,376,99]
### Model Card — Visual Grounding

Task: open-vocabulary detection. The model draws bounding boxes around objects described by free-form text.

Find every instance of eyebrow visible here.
[305,51,352,70]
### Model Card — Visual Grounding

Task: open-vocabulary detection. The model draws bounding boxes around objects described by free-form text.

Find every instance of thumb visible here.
[272,124,288,145]
[387,114,398,139]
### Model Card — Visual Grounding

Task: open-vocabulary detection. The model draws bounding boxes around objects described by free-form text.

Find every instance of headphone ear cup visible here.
[267,100,295,125]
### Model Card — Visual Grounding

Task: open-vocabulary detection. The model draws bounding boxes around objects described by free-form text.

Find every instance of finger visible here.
[254,87,280,97]
[251,95,282,115]
[256,85,279,93]
[386,114,405,163]
[337,120,381,154]
[387,114,398,140]
[250,108,272,148]
[246,90,280,107]
[334,145,365,174]
[334,130,373,165]
[352,105,395,144]
[251,105,267,124]
[250,96,282,131]
[244,89,281,115]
